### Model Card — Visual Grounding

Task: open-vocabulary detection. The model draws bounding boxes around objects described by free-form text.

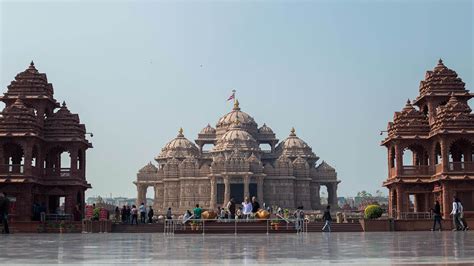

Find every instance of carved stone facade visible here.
[135,100,340,212]
[382,59,474,219]
[0,62,92,221]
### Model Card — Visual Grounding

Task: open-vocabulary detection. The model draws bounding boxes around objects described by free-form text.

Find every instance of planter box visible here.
[359,219,391,232]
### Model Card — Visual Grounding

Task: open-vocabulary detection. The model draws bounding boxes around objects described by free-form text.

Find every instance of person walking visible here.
[0,192,10,234]
[431,200,442,231]
[450,197,465,231]
[147,206,154,224]
[139,202,146,224]
[458,199,470,231]
[322,205,332,232]
[131,205,138,225]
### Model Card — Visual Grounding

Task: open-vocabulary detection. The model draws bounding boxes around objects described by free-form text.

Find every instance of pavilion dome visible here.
[43,101,87,141]
[418,59,466,95]
[276,128,319,161]
[0,98,40,136]
[139,162,158,173]
[387,99,430,137]
[200,124,216,135]
[156,128,199,160]
[258,123,274,134]
[213,121,260,152]
[216,100,258,130]
[2,61,56,103]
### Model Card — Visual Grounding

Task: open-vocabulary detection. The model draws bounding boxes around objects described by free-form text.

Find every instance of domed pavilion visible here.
[135,100,339,212]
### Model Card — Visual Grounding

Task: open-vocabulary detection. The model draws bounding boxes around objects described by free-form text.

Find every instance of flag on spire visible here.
[227,90,236,101]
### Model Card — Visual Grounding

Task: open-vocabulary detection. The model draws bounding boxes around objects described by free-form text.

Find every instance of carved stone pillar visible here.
[257,176,264,203]
[441,139,449,172]
[136,184,147,206]
[396,186,404,219]
[210,176,216,210]
[442,183,451,219]
[224,176,230,205]
[70,148,78,177]
[395,144,403,176]
[328,183,338,206]
[243,175,250,199]
[23,146,33,175]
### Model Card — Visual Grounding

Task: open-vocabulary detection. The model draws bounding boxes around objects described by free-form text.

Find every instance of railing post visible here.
[202,220,205,236]
[266,219,269,235]
[234,219,237,235]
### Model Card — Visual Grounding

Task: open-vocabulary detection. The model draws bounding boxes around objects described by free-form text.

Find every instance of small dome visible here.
[258,123,274,134]
[139,162,158,173]
[316,161,335,172]
[276,128,318,160]
[200,123,216,135]
[216,100,257,129]
[157,128,199,160]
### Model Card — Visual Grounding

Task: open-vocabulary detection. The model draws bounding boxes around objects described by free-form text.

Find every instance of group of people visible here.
[116,203,154,225]
[430,197,469,231]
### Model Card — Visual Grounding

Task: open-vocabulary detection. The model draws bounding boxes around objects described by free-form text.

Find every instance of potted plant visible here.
[271,219,280,230]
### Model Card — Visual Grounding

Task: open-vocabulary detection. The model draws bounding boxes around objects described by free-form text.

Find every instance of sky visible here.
[1,0,473,199]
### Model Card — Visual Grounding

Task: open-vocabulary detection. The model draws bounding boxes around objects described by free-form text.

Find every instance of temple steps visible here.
[111,221,363,233]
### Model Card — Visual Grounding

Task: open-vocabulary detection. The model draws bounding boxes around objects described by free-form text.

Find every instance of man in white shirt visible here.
[450,197,465,231]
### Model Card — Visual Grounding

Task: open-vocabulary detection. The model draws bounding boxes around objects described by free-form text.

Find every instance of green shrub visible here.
[364,205,383,219]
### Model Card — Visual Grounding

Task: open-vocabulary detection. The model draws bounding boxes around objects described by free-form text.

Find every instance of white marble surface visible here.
[0,232,473,265]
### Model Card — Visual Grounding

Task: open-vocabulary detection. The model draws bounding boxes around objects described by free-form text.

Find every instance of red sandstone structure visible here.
[383,59,474,219]
[0,62,92,221]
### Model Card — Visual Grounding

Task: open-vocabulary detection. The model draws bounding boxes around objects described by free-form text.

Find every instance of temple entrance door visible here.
[249,184,257,199]
[230,184,244,204]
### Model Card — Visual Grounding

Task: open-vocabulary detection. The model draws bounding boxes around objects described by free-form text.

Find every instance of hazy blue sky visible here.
[1,0,472,199]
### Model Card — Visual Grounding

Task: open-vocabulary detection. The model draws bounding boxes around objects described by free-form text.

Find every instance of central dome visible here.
[216,100,257,128]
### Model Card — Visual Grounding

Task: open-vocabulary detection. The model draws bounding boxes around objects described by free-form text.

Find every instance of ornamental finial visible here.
[233,99,240,110]
[290,127,296,136]
[178,127,184,136]
[438,58,443,64]
[30,60,35,67]
[62,101,67,107]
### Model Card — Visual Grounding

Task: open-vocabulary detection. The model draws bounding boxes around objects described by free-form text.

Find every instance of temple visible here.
[0,62,92,221]
[382,59,474,219]
[135,100,340,212]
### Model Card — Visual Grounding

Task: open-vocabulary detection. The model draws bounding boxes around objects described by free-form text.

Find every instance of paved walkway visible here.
[0,232,473,264]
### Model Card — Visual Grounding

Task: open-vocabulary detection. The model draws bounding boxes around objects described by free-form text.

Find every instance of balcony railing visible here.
[448,162,474,172]
[44,168,72,177]
[401,165,434,176]
[0,164,24,174]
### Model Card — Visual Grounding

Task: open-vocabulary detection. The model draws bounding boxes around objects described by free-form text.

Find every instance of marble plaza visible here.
[0,232,473,265]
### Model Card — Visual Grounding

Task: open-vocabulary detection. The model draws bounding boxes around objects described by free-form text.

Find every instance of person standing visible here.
[131,205,138,225]
[450,197,465,231]
[431,200,442,231]
[139,202,146,224]
[73,204,82,222]
[242,197,252,220]
[166,207,172,220]
[0,192,10,234]
[121,206,127,223]
[322,205,332,232]
[252,196,260,214]
[193,204,203,220]
[458,199,469,231]
[126,205,131,224]
[114,206,120,222]
[227,198,236,220]
[148,206,154,224]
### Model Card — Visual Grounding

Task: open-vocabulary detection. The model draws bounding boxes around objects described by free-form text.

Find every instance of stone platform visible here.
[0,232,473,264]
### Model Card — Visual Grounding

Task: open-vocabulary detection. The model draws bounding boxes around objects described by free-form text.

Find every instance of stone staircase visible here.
[112,223,164,233]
